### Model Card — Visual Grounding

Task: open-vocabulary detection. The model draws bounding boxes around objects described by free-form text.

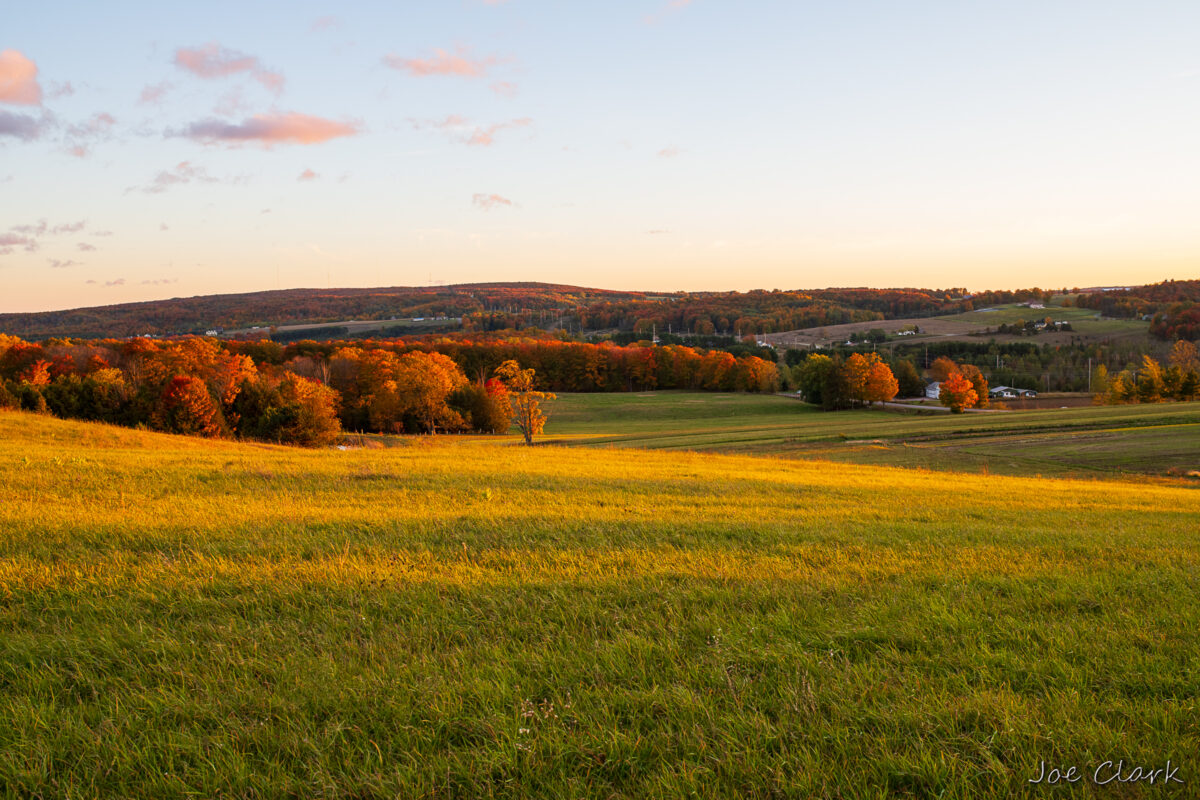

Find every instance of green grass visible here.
[936,303,1151,340]
[546,392,1200,478]
[3,410,1200,797]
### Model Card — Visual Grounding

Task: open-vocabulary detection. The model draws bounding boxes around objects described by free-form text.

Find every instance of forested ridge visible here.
[1,282,1044,340]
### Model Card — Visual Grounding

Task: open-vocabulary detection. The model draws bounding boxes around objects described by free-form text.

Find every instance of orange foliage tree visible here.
[156,376,225,436]
[864,360,899,405]
[938,372,978,413]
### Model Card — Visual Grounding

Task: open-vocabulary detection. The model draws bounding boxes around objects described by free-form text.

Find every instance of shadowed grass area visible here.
[2,410,1199,797]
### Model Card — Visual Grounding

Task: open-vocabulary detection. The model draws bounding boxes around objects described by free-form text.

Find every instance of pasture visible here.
[546,392,1200,479]
[2,409,1199,797]
[760,302,1151,350]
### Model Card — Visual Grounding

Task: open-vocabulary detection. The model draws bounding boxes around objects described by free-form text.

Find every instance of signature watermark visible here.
[1028,760,1183,787]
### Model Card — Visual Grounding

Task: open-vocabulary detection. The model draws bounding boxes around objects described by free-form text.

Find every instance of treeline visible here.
[1093,341,1200,404]
[283,338,780,395]
[0,335,341,445]
[1074,280,1200,341]
[0,334,780,445]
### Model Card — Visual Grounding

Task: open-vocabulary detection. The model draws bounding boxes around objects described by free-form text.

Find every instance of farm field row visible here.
[2,410,1199,797]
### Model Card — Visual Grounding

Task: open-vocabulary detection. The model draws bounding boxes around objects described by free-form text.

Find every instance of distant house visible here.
[990,385,1037,399]
[925,381,941,399]
[896,329,916,336]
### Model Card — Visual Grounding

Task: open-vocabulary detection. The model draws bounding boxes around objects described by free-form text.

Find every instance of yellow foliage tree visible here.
[494,359,556,445]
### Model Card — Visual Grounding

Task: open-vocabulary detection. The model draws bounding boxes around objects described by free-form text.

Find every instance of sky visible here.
[3,1,1200,313]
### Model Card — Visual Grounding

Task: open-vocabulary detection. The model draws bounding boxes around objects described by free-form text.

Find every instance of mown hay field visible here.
[2,410,1199,797]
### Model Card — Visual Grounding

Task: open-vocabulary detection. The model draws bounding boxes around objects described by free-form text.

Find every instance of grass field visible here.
[2,409,1200,797]
[545,392,1200,479]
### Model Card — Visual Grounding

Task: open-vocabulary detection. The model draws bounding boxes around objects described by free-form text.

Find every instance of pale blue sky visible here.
[3,1,1199,312]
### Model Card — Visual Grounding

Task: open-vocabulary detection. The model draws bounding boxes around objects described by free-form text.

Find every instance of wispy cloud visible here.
[141,277,178,285]
[0,232,37,255]
[174,42,284,93]
[104,278,125,287]
[77,242,97,251]
[297,168,319,181]
[138,82,171,106]
[0,219,88,255]
[468,118,530,146]
[490,81,518,98]
[311,16,341,32]
[473,193,515,211]
[129,161,221,194]
[46,81,75,100]
[0,50,42,106]
[48,258,80,269]
[384,46,502,78]
[64,112,116,157]
[177,112,359,147]
[657,145,681,158]
[412,114,530,146]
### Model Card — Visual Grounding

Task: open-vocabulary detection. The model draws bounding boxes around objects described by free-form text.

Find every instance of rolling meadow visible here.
[2,405,1200,797]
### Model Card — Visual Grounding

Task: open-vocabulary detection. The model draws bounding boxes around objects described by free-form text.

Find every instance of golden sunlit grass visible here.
[2,409,1199,797]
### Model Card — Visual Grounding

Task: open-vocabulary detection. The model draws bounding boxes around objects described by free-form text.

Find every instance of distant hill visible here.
[0,283,661,340]
[0,281,1086,341]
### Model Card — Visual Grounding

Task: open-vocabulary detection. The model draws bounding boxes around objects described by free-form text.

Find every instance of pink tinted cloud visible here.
[473,193,514,211]
[467,117,531,146]
[383,47,501,78]
[78,242,97,252]
[0,50,42,105]
[179,112,359,146]
[49,258,80,269]
[174,43,284,93]
[490,81,517,98]
[411,115,529,146]
[64,112,117,157]
[311,16,340,32]
[139,82,171,105]
[657,145,681,158]
[297,168,319,181]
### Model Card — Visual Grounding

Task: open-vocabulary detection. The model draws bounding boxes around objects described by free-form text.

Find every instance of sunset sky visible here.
[3,1,1199,312]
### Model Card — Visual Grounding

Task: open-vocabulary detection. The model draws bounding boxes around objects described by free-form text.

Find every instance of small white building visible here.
[925,381,941,399]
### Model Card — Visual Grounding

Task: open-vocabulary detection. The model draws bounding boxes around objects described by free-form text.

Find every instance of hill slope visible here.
[2,411,1199,796]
